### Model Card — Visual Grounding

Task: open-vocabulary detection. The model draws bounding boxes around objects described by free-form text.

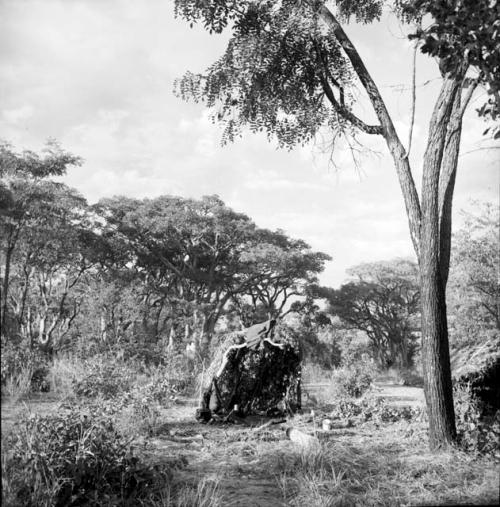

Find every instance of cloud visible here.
[0,0,497,289]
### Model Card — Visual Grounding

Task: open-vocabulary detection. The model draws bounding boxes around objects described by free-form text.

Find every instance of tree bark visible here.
[438,79,477,286]
[1,241,15,337]
[319,5,474,449]
[419,72,464,448]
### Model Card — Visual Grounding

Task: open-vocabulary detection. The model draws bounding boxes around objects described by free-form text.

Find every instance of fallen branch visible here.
[252,418,286,432]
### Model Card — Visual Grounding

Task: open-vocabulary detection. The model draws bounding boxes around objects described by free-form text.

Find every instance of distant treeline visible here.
[1,142,497,370]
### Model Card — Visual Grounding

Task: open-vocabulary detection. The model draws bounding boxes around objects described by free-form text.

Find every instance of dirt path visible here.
[142,403,288,506]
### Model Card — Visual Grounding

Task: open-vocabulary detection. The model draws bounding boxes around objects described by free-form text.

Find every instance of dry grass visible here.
[2,364,33,403]
[48,355,87,398]
[175,475,223,507]
[269,424,498,506]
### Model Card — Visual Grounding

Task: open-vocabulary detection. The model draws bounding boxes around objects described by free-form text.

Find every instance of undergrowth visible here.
[1,408,171,506]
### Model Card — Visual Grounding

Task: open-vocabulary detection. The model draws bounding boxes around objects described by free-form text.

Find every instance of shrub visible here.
[1,344,32,387]
[48,356,87,398]
[327,363,374,399]
[2,364,33,402]
[327,395,425,424]
[31,365,50,393]
[72,356,137,399]
[119,383,169,437]
[1,344,50,395]
[1,408,170,506]
[454,382,500,455]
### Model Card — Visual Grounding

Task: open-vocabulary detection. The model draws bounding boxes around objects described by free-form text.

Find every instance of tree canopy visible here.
[1,143,330,357]
[318,259,420,368]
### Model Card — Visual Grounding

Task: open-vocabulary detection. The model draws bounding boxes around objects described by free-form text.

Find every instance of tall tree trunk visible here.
[419,254,455,447]
[1,242,14,337]
[419,72,464,448]
[314,4,481,448]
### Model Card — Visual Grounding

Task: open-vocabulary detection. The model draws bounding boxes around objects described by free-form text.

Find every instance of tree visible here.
[320,259,420,369]
[7,183,94,351]
[447,203,500,348]
[231,228,330,324]
[0,141,82,340]
[173,0,499,447]
[94,194,329,351]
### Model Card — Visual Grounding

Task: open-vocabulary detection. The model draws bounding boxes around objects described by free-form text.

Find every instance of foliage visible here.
[0,141,87,344]
[397,0,500,128]
[447,202,499,349]
[454,382,500,456]
[1,408,170,506]
[72,357,137,400]
[284,317,341,370]
[327,363,375,399]
[334,326,372,367]
[1,342,34,387]
[1,342,50,395]
[324,393,424,424]
[318,259,420,369]
[175,0,358,148]
[2,141,329,361]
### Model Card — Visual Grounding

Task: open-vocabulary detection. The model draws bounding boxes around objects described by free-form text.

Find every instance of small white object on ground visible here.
[322,419,332,431]
[286,427,320,449]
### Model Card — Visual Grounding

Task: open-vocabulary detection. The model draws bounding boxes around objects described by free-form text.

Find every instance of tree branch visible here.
[318,4,422,257]
[321,78,383,134]
[438,76,476,285]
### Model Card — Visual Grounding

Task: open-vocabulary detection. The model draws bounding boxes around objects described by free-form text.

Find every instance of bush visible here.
[1,344,32,387]
[31,366,50,393]
[48,356,87,398]
[1,344,50,395]
[1,408,170,506]
[327,395,424,424]
[454,382,500,455]
[72,356,137,399]
[118,375,176,437]
[328,363,374,399]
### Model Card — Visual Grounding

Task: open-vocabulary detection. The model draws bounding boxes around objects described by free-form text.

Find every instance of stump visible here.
[197,320,301,421]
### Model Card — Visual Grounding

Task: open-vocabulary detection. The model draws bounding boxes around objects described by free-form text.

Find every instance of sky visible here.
[1,0,498,287]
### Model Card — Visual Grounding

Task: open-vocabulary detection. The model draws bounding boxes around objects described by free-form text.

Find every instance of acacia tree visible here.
[320,259,420,369]
[8,184,94,351]
[232,228,330,323]
[95,194,329,350]
[173,0,499,447]
[0,141,82,339]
